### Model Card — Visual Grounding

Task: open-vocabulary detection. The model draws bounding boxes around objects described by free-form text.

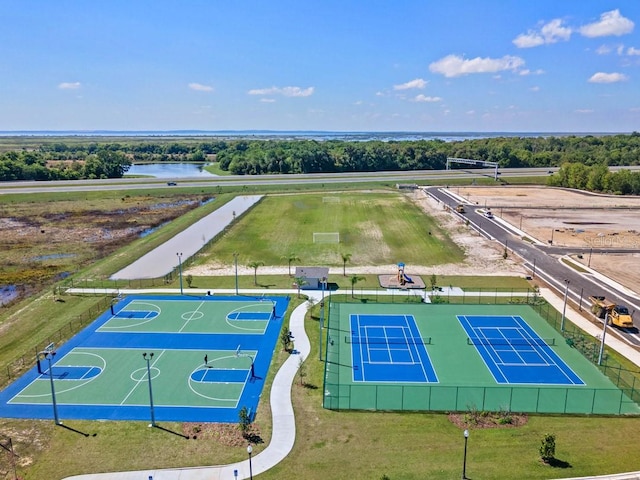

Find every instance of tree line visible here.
[0,133,639,182]
[549,162,640,195]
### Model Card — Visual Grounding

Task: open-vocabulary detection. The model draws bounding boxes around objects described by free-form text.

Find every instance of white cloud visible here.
[513,19,572,48]
[575,109,594,114]
[596,44,612,55]
[519,69,544,76]
[588,72,629,83]
[247,86,314,97]
[530,86,540,92]
[188,83,213,92]
[413,94,442,103]
[393,78,427,90]
[429,54,525,77]
[259,98,276,103]
[58,82,81,90]
[628,47,640,56]
[580,9,634,38]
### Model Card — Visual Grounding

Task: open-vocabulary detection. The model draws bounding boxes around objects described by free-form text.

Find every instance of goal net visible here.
[313,232,340,243]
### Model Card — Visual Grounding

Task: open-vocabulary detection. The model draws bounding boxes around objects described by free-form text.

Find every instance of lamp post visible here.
[233,253,239,295]
[176,252,183,295]
[41,350,61,425]
[319,277,326,361]
[588,247,593,268]
[142,352,156,427]
[247,444,253,480]
[598,313,609,365]
[561,279,570,332]
[462,429,469,479]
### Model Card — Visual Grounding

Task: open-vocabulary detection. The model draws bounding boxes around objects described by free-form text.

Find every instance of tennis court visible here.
[324,303,640,415]
[349,314,438,383]
[0,294,289,423]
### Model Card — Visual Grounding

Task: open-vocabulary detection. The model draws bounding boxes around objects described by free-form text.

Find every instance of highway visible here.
[0,167,559,194]
[426,186,640,348]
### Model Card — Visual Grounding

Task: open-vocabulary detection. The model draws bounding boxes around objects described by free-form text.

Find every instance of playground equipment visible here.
[397,262,413,286]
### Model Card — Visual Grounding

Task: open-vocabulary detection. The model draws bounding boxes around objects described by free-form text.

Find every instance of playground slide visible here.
[403,273,413,283]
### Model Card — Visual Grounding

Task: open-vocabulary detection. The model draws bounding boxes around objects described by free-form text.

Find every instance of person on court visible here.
[204,354,208,366]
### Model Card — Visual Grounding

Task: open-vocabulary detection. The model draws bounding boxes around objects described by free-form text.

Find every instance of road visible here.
[0,167,562,194]
[427,186,640,348]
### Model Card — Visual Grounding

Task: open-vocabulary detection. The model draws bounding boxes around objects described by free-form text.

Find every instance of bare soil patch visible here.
[454,186,640,294]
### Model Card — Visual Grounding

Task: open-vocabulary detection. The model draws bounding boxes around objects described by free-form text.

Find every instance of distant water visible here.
[125,163,215,178]
[0,130,621,142]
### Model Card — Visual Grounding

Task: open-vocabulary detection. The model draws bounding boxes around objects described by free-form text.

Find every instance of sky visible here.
[1,1,640,132]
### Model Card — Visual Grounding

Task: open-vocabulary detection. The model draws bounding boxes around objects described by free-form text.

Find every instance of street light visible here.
[247,444,253,480]
[462,429,469,479]
[39,347,61,426]
[319,277,326,361]
[176,252,183,295]
[142,352,156,427]
[233,252,239,295]
[598,313,610,365]
[561,279,570,332]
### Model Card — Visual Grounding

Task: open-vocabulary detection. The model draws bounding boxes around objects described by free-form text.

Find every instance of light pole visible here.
[142,352,156,427]
[561,279,570,332]
[462,429,469,479]
[319,277,326,361]
[588,247,593,268]
[176,252,183,295]
[233,252,239,295]
[598,313,609,365]
[237,349,255,379]
[41,349,61,425]
[247,444,253,480]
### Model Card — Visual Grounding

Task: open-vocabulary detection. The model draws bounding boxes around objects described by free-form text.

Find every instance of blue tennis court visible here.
[349,314,438,383]
[458,315,584,385]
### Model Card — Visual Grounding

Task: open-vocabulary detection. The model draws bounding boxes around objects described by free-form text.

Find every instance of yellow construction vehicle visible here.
[588,296,634,328]
[455,204,466,213]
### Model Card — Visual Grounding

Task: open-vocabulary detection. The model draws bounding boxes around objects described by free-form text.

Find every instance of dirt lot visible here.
[456,186,640,294]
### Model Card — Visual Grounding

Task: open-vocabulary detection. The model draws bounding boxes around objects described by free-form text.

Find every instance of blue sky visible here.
[1,1,640,132]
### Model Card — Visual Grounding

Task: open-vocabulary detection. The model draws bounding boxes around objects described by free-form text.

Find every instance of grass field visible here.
[2,185,640,479]
[196,192,464,268]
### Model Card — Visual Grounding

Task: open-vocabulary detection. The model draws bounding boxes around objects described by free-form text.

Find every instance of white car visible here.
[483,210,494,219]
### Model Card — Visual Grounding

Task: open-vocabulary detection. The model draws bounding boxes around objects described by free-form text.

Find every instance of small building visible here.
[294,267,329,290]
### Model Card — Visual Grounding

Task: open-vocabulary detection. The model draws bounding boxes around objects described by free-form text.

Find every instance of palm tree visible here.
[341,252,352,276]
[293,276,308,298]
[283,253,300,277]
[247,260,264,286]
[350,275,364,298]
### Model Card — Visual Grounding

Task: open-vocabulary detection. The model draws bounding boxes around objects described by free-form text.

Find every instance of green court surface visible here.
[0,295,288,423]
[323,302,640,415]
[10,348,254,408]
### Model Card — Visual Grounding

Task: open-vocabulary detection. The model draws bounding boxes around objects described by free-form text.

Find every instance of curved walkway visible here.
[64,291,311,480]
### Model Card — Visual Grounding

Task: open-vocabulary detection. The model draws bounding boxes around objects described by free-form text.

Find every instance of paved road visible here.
[426,186,640,349]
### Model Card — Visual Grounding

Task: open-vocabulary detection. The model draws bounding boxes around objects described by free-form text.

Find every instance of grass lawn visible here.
[194,191,464,268]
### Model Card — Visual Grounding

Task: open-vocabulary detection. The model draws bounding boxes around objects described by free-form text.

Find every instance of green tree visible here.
[341,253,352,276]
[283,253,300,276]
[430,273,437,291]
[294,276,308,298]
[539,433,556,463]
[238,406,252,438]
[185,274,193,288]
[350,275,364,298]
[247,261,264,286]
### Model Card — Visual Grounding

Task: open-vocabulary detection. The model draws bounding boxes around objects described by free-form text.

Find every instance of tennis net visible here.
[345,336,431,345]
[467,337,556,347]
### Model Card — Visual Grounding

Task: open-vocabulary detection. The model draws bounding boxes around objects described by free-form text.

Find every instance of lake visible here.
[124,163,217,178]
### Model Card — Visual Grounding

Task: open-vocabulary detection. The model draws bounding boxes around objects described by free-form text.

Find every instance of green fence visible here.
[322,299,640,415]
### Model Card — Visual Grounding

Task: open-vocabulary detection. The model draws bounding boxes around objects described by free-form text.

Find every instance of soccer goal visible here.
[313,232,340,244]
